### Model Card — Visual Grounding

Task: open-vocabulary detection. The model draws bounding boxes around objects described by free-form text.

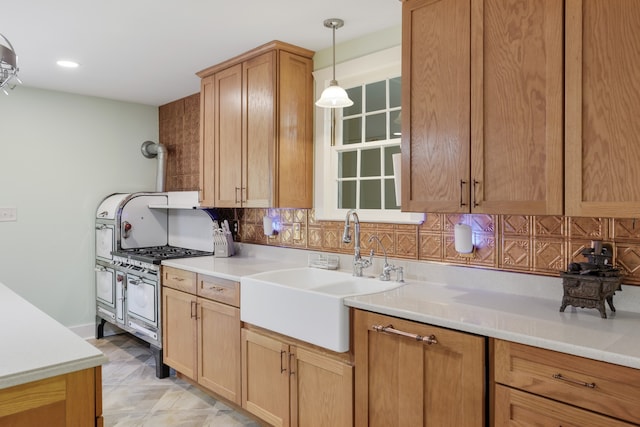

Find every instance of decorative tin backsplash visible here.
[159,93,200,192]
[237,209,640,286]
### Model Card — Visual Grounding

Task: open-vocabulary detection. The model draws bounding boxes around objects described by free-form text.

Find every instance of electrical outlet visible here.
[0,207,17,222]
[293,222,301,241]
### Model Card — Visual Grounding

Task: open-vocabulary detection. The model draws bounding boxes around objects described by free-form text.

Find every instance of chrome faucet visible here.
[369,234,405,283]
[343,209,372,276]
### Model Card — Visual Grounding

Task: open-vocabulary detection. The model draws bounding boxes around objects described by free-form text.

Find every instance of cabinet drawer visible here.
[163,266,196,293]
[494,339,640,424]
[197,274,239,307]
[495,384,634,426]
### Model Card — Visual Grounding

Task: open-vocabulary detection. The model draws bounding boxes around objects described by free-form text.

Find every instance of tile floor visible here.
[89,334,262,427]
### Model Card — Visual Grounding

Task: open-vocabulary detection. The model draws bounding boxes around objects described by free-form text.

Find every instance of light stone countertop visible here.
[163,243,640,370]
[0,282,108,390]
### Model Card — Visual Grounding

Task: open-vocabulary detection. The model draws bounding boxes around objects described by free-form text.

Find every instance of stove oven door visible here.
[96,223,115,261]
[126,274,157,326]
[95,264,115,307]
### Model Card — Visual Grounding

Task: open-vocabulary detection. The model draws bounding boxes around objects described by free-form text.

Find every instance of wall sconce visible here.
[263,216,278,237]
[454,223,475,257]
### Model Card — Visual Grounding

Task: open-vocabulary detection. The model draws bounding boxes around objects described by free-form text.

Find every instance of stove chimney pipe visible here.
[140,140,167,192]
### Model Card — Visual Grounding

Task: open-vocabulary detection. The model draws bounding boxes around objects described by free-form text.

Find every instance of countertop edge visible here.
[0,353,108,390]
[345,297,640,370]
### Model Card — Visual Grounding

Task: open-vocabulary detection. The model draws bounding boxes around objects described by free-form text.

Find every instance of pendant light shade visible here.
[315,19,353,109]
[0,33,21,95]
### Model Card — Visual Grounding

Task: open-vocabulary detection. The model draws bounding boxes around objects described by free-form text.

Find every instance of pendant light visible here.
[315,18,354,108]
[0,33,21,95]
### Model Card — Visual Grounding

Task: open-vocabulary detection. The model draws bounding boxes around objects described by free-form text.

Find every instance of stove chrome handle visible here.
[96,224,108,230]
[94,266,107,272]
[128,278,142,286]
[98,210,109,218]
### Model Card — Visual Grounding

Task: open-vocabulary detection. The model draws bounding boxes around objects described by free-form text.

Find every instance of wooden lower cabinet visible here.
[0,367,103,427]
[493,338,640,426]
[495,385,634,426]
[241,328,353,427]
[354,309,485,427]
[162,268,241,405]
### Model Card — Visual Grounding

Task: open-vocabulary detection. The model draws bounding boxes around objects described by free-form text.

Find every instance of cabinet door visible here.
[198,298,241,405]
[241,328,290,427]
[291,346,353,427]
[243,52,276,208]
[277,50,314,208]
[162,287,197,379]
[354,310,485,427]
[401,0,471,213]
[214,63,243,207]
[565,0,640,217]
[471,0,563,215]
[200,75,216,206]
[495,385,634,426]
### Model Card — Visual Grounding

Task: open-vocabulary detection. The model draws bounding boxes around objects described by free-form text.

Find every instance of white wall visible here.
[0,86,159,329]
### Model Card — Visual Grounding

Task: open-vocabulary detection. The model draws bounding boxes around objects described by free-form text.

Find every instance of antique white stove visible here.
[94,191,214,377]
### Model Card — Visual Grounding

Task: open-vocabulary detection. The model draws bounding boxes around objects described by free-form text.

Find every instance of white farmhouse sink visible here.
[240,267,404,352]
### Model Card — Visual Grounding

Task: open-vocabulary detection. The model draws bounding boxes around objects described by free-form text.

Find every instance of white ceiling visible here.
[2,0,401,106]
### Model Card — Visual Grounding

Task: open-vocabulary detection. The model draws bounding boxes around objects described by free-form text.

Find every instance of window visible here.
[314,46,424,224]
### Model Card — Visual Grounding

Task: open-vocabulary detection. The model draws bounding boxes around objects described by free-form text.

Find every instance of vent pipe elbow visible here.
[141,140,167,192]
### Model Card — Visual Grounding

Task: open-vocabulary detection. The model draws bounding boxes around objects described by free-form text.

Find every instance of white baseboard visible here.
[69,321,124,340]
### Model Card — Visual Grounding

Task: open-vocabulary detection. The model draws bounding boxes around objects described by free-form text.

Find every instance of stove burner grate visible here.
[112,245,213,264]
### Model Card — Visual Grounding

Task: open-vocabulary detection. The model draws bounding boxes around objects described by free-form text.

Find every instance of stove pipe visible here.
[141,140,167,192]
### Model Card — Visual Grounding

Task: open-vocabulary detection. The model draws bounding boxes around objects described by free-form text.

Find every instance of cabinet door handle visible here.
[241,187,247,203]
[190,301,196,319]
[372,324,437,345]
[280,350,287,373]
[235,187,240,204]
[552,373,596,389]
[289,352,296,376]
[472,179,480,208]
[460,180,467,207]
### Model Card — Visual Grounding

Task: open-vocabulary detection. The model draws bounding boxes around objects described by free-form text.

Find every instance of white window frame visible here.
[313,45,424,224]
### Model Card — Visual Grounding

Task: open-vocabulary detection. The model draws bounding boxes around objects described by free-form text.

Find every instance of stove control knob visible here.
[122,221,132,239]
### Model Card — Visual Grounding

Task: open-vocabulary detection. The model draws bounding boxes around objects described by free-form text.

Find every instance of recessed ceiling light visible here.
[56,60,79,68]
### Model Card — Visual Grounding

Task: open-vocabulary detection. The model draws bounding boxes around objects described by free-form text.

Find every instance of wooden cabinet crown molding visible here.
[196,40,314,78]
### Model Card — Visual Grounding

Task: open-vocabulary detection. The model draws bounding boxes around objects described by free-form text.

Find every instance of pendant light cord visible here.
[332,25,336,81]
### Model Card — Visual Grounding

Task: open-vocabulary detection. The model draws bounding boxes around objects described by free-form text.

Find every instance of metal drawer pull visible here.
[172,277,184,282]
[460,180,467,207]
[280,350,287,373]
[206,285,226,292]
[373,324,438,345]
[552,373,596,389]
[472,179,480,208]
[289,353,296,376]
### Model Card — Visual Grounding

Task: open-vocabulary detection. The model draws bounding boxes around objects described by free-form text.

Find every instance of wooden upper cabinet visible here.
[402,0,471,213]
[565,0,640,217]
[471,0,563,215]
[198,41,314,208]
[243,52,276,208]
[402,0,563,215]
